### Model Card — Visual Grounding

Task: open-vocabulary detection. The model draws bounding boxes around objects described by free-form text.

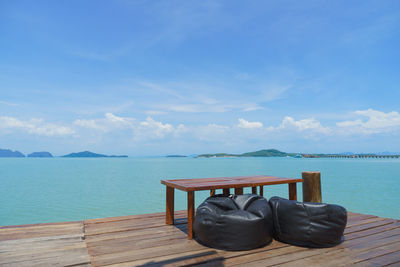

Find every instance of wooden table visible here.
[161,175,303,239]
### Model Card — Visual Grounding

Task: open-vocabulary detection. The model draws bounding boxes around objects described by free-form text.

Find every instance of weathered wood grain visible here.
[1,210,398,267]
[0,221,89,267]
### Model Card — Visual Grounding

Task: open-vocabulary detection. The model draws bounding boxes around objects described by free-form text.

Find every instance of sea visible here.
[1,157,399,226]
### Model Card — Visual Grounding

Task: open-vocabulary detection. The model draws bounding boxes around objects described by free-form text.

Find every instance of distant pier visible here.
[302,154,400,159]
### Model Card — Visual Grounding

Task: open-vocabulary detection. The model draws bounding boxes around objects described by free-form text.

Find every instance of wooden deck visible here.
[1,211,399,267]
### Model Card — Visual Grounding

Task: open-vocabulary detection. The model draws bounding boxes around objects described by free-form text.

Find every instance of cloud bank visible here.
[1,109,399,154]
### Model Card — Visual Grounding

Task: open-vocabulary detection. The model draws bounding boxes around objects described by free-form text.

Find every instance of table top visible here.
[161,175,303,192]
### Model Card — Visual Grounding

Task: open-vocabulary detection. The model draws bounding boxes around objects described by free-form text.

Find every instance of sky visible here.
[1,0,400,156]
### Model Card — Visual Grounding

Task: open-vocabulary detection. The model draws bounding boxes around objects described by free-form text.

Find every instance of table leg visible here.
[252,187,257,194]
[223,188,230,195]
[259,186,263,196]
[235,187,243,195]
[289,183,297,201]
[166,186,174,225]
[210,189,215,196]
[187,191,195,239]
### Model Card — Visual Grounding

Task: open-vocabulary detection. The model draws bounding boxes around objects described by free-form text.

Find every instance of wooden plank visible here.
[85,210,187,226]
[90,239,288,266]
[103,249,216,267]
[86,213,393,266]
[161,175,303,191]
[90,239,208,266]
[235,238,390,267]
[347,214,379,224]
[0,219,90,266]
[86,229,189,251]
[84,213,187,236]
[1,208,399,267]
[345,219,399,235]
[346,221,400,240]
[346,217,388,228]
[251,228,400,267]
[0,220,81,229]
[0,222,82,234]
[85,223,188,243]
[355,250,400,266]
[351,241,400,263]
[86,225,189,249]
[0,243,88,263]
[0,235,84,253]
[0,235,82,250]
[0,223,84,241]
[0,251,90,267]
[87,234,189,256]
[226,221,400,266]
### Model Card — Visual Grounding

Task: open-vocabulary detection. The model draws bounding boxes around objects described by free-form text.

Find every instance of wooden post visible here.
[223,188,230,195]
[302,171,322,203]
[166,186,174,225]
[235,187,243,195]
[187,191,195,239]
[259,186,263,196]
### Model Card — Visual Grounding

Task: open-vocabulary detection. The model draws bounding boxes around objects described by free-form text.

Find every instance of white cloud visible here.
[337,109,400,134]
[192,123,230,142]
[237,118,263,129]
[139,117,174,138]
[259,85,291,102]
[243,105,263,112]
[74,113,135,132]
[74,119,101,129]
[74,113,186,140]
[135,80,272,114]
[131,117,188,141]
[275,116,331,134]
[0,116,75,136]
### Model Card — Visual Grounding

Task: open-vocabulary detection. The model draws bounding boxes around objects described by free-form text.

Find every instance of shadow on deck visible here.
[1,210,399,266]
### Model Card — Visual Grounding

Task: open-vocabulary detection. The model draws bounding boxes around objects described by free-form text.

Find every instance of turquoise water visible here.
[0,157,399,226]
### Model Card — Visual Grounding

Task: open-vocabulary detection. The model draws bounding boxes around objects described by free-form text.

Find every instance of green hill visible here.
[198,149,295,158]
[62,151,127,158]
[240,149,294,157]
[28,152,53,157]
[0,149,25,157]
[197,153,237,158]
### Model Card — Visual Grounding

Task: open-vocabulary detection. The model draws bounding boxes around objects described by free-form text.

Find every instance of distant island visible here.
[197,149,400,158]
[28,152,53,158]
[62,151,128,158]
[0,149,25,157]
[0,147,398,159]
[198,149,296,158]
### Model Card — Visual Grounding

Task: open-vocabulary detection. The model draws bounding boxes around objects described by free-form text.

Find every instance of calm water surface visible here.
[1,157,399,225]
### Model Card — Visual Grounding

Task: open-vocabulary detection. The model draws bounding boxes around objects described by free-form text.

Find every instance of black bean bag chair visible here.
[269,196,347,248]
[193,194,274,251]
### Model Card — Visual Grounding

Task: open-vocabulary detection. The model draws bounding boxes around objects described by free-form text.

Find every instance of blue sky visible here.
[1,0,400,156]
